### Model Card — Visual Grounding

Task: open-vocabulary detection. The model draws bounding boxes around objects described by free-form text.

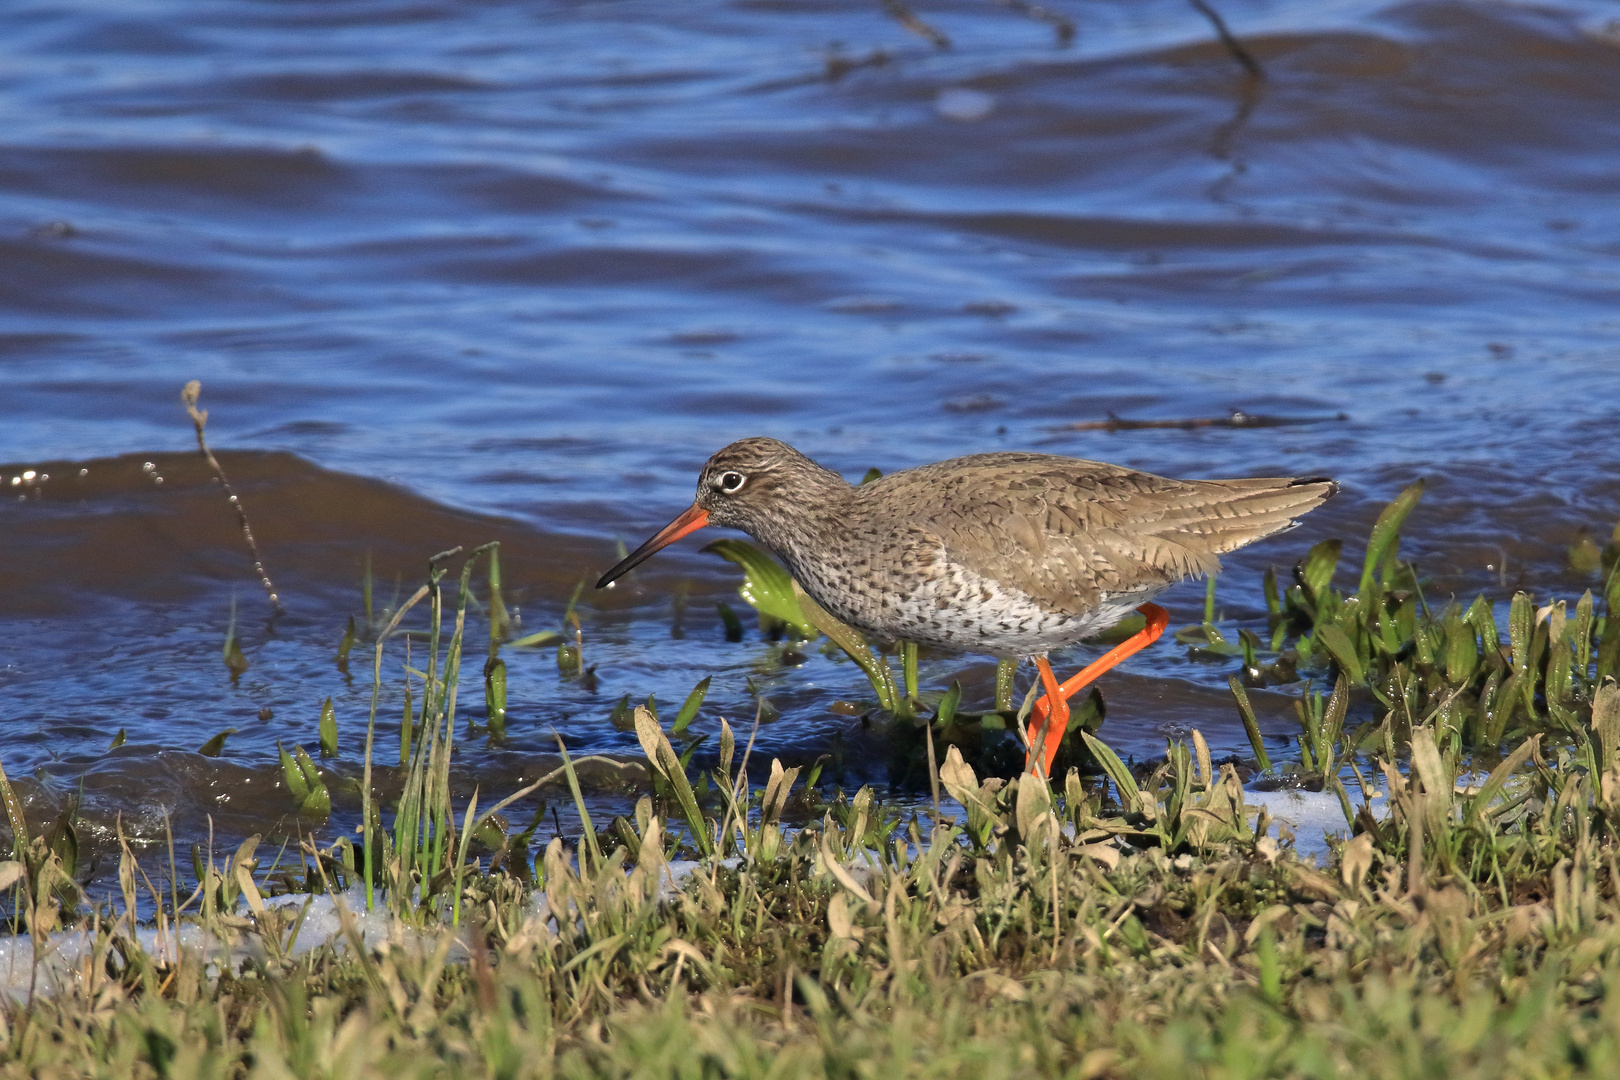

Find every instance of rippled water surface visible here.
[3,0,1619,887]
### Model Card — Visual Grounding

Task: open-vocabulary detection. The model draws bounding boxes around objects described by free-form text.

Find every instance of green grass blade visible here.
[336,615,356,672]
[363,581,433,912]
[485,657,507,737]
[552,733,605,871]
[198,729,235,757]
[279,740,309,802]
[632,707,714,858]
[1357,480,1424,600]
[319,697,338,758]
[995,658,1017,713]
[0,757,29,861]
[509,630,561,649]
[1299,539,1342,611]
[294,746,331,817]
[1228,676,1273,772]
[935,681,962,728]
[1080,732,1142,814]
[672,676,711,734]
[1316,624,1365,685]
[1468,734,1539,822]
[487,543,508,643]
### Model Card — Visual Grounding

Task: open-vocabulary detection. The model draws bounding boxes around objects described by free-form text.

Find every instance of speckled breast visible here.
[782,544,1154,658]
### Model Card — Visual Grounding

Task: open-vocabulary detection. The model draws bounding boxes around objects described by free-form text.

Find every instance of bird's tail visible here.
[1161,475,1339,557]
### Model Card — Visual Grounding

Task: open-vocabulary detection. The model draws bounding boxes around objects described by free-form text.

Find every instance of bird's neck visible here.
[748,464,854,567]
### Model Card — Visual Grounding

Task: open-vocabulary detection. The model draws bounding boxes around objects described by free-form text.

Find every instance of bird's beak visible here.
[595,504,711,588]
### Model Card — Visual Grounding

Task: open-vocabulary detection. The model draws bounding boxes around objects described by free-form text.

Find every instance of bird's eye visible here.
[718,471,746,493]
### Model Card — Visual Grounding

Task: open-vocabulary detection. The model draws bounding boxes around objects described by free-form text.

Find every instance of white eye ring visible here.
[718,471,746,493]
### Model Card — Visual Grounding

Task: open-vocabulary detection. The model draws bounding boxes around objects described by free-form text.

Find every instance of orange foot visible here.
[1024,603,1170,778]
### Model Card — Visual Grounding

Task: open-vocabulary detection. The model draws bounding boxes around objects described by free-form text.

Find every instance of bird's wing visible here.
[877,454,1335,614]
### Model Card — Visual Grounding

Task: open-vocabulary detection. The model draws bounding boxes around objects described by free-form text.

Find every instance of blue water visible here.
[2,0,1618,885]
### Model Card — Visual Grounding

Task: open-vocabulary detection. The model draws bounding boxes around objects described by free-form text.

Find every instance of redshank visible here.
[596,438,1337,777]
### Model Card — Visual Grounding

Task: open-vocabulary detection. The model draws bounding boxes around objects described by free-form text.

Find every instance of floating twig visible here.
[1046,411,1348,434]
[880,0,951,48]
[1188,0,1263,79]
[823,47,890,82]
[995,0,1076,46]
[181,381,282,614]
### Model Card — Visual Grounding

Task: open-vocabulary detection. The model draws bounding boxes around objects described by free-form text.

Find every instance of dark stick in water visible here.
[180,380,283,614]
[1045,411,1348,435]
[879,0,950,48]
[1188,0,1264,79]
[994,0,1076,46]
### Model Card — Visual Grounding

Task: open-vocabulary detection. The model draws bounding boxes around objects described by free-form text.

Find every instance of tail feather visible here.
[1158,476,1338,555]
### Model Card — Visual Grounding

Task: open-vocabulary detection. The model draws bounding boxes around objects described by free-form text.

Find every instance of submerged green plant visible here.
[279,740,331,818]
[318,696,338,757]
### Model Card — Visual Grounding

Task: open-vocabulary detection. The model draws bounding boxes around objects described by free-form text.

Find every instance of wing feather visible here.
[867,453,1336,615]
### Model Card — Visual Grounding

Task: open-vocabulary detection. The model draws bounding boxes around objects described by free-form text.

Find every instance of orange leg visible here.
[1026,656,1068,780]
[1024,603,1171,776]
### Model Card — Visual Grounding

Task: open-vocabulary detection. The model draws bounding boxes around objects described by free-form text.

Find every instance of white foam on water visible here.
[1248,770,1394,860]
[1246,788,1355,860]
[0,889,447,1001]
[935,88,995,122]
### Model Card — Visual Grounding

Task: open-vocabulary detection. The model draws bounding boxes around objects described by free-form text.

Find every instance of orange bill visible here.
[595,504,711,588]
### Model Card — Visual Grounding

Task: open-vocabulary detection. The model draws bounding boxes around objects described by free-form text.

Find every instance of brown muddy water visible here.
[2,0,1619,896]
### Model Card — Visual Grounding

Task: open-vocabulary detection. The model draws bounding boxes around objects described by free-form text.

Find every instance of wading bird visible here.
[597,438,1336,777]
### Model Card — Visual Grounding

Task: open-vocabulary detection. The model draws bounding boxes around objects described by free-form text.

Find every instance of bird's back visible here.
[797,452,1334,653]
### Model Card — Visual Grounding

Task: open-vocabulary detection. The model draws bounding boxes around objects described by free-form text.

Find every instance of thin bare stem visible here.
[180,381,282,613]
[879,0,950,47]
[1187,0,1263,79]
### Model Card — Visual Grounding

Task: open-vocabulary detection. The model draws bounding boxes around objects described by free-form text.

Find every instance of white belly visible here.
[798,551,1159,658]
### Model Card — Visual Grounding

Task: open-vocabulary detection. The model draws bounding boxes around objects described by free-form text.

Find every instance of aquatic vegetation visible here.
[358,543,496,919]
[317,697,338,758]
[196,728,235,757]
[279,740,331,819]
[221,594,249,681]
[0,505,1617,1076]
[670,675,710,734]
[6,670,1620,1076]
[1231,483,1619,767]
[704,539,816,639]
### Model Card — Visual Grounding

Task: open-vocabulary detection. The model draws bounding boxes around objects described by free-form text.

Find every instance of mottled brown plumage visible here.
[597,436,1337,774]
[631,437,1336,653]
